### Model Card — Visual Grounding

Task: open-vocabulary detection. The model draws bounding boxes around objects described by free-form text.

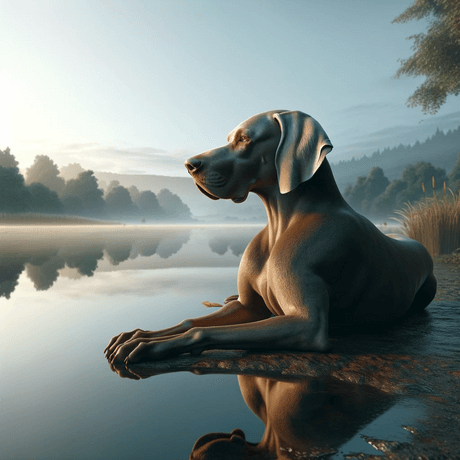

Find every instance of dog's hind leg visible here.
[406,272,437,316]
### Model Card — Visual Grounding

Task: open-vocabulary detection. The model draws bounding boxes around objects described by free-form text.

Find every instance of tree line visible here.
[344,152,460,217]
[0,148,193,221]
[332,126,460,190]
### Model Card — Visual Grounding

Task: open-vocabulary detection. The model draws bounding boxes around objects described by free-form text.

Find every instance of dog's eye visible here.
[239,136,250,143]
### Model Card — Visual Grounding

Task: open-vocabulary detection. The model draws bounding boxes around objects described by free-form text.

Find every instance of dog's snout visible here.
[185,158,202,174]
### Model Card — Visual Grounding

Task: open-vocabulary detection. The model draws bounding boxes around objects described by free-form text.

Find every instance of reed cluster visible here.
[396,180,460,256]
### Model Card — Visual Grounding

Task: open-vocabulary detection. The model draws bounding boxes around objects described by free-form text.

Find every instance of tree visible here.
[61,195,84,215]
[27,183,64,214]
[62,170,105,216]
[372,161,448,216]
[59,163,85,181]
[344,167,390,214]
[448,152,460,192]
[135,190,163,217]
[157,188,192,220]
[398,161,447,203]
[393,0,460,114]
[105,185,138,217]
[371,179,408,216]
[128,185,140,202]
[25,155,65,195]
[0,166,31,212]
[0,147,19,168]
[105,180,120,197]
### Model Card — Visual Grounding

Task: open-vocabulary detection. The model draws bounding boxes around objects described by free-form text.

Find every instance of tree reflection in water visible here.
[0,225,263,299]
[0,226,193,299]
[208,227,255,257]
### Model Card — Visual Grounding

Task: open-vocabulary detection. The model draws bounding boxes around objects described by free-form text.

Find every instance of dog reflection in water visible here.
[189,376,394,460]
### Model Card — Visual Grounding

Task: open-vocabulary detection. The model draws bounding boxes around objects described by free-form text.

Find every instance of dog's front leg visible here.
[105,298,271,361]
[122,314,330,364]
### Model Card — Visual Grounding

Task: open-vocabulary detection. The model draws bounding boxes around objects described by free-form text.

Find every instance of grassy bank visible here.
[0,213,117,226]
[397,192,460,256]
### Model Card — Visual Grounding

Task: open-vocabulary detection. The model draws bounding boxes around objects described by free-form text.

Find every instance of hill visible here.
[330,126,460,190]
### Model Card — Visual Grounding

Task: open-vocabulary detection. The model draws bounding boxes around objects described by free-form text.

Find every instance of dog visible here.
[105,110,436,365]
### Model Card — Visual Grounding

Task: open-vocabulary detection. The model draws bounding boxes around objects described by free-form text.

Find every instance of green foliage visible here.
[398,161,447,203]
[0,166,31,212]
[25,155,65,195]
[27,183,64,214]
[393,0,460,114]
[347,161,449,217]
[448,152,460,192]
[332,126,460,190]
[371,179,407,216]
[105,180,120,197]
[135,190,163,217]
[62,170,105,216]
[344,167,390,213]
[105,185,137,216]
[128,185,140,202]
[157,188,192,220]
[0,148,193,222]
[0,147,19,168]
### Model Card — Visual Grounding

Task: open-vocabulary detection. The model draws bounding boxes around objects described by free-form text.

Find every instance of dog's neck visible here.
[253,159,347,245]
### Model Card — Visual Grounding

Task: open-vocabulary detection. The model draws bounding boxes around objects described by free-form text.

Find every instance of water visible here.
[0,224,432,459]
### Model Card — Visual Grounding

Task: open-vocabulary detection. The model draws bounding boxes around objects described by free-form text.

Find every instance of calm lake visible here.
[1,224,426,460]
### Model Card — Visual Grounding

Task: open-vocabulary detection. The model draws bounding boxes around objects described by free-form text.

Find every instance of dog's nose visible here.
[185,158,202,173]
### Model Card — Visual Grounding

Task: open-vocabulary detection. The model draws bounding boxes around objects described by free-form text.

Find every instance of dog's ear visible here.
[273,111,333,194]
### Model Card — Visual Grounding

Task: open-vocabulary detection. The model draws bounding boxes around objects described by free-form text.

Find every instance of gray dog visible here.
[105,110,436,364]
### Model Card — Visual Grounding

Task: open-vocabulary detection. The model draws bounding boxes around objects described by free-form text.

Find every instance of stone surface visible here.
[120,261,460,459]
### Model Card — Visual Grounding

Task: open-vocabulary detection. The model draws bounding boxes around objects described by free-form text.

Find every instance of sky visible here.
[1,0,459,177]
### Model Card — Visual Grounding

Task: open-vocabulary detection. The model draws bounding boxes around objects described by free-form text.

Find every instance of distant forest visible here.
[0,148,193,222]
[343,152,460,218]
[331,126,460,189]
[2,124,459,223]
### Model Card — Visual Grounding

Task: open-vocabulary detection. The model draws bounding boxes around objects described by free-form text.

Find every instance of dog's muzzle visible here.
[185,159,227,200]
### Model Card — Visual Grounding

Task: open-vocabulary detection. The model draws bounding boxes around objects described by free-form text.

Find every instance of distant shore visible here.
[0,213,118,226]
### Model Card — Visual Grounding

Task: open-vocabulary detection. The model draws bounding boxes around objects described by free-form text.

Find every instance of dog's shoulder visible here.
[277,209,379,272]
[239,226,270,274]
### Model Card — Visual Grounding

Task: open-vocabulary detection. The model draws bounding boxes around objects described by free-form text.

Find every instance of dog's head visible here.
[185,110,332,202]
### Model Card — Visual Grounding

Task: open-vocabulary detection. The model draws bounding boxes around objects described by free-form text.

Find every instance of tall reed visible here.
[395,181,460,256]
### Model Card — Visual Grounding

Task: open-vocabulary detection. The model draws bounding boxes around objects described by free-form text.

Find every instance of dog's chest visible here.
[240,244,282,314]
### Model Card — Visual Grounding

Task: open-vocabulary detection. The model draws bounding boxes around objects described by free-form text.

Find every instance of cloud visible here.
[18,141,194,176]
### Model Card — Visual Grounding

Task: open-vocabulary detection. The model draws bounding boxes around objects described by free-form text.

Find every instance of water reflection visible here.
[0,226,191,298]
[208,227,255,257]
[0,225,261,299]
[191,376,395,460]
[0,223,398,299]
[110,353,397,459]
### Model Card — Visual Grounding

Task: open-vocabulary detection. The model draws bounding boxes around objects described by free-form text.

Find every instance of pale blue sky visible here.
[1,0,459,176]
